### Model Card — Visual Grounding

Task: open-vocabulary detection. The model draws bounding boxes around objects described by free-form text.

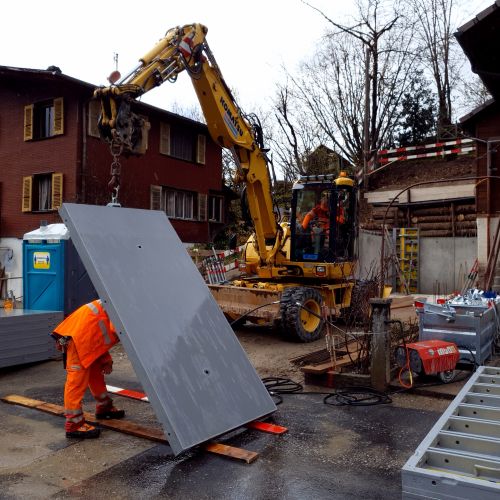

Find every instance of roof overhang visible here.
[455,1,500,100]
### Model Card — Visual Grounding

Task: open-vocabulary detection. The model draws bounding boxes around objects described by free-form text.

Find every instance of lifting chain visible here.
[108,139,123,205]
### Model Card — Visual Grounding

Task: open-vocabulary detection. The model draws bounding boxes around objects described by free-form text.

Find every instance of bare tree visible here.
[458,74,492,113]
[269,81,330,183]
[279,0,418,168]
[409,0,462,137]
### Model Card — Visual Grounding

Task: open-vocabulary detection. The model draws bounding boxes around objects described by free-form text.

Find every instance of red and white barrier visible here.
[377,138,474,157]
[372,138,475,169]
[106,384,149,401]
[356,138,477,182]
[216,245,245,259]
[203,245,245,284]
[106,384,288,434]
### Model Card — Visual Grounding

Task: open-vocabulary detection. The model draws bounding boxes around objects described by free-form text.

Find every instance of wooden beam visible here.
[202,443,258,463]
[2,394,166,442]
[1,394,260,463]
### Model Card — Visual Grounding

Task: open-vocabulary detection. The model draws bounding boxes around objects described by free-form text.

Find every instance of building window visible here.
[24,98,64,141]
[163,188,194,220]
[151,186,208,221]
[159,122,206,164]
[167,190,194,219]
[171,128,195,162]
[209,195,224,222]
[22,173,63,212]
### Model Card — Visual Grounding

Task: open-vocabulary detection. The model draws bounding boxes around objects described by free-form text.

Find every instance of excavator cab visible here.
[290,174,356,264]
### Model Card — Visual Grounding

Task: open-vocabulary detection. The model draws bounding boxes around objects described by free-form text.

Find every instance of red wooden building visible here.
[0,65,227,245]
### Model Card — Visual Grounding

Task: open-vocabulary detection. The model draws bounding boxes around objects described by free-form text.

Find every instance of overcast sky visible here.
[1,0,494,113]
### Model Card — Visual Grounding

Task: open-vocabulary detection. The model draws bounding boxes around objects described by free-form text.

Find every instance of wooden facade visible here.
[0,66,227,243]
[460,100,500,215]
[457,1,500,216]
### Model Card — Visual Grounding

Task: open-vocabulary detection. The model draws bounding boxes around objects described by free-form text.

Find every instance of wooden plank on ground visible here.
[301,361,335,374]
[2,394,166,443]
[301,350,363,374]
[1,394,259,462]
[203,443,258,463]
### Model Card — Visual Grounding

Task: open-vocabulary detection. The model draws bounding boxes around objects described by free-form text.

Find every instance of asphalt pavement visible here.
[0,344,457,500]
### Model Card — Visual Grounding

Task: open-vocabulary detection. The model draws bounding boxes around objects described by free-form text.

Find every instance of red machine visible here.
[395,340,460,387]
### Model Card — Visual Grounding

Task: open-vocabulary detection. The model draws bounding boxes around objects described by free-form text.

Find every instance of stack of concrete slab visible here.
[0,309,62,368]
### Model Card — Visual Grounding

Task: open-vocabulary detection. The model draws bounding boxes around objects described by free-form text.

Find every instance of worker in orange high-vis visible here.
[52,299,125,439]
[302,196,330,231]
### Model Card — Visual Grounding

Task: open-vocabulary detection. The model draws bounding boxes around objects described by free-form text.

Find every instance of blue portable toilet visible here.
[23,223,97,315]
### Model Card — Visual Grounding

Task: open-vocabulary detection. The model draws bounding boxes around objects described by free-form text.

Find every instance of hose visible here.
[261,376,392,407]
[386,319,414,389]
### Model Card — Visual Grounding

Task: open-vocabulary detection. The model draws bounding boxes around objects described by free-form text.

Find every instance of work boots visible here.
[66,422,101,439]
[95,406,125,420]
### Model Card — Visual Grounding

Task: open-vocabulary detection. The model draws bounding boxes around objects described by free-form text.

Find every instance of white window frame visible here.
[208,195,224,222]
[165,188,194,220]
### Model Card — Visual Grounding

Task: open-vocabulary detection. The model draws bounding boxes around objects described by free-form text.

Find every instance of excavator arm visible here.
[94,23,281,265]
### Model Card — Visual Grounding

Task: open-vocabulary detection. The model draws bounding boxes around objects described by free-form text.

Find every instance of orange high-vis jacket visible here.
[302,206,329,230]
[53,300,119,368]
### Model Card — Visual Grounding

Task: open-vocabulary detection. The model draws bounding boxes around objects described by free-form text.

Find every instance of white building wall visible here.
[0,238,23,301]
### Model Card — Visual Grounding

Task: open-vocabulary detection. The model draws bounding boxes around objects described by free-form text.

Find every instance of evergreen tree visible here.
[396,72,437,146]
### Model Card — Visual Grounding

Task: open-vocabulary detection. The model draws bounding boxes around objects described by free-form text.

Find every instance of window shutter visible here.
[22,176,33,212]
[150,185,163,210]
[88,100,101,138]
[196,134,206,164]
[24,105,34,141]
[134,115,150,154]
[160,123,171,155]
[51,173,63,209]
[198,193,207,221]
[53,97,64,135]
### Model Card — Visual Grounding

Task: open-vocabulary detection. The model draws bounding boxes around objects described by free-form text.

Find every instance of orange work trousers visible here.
[63,340,112,432]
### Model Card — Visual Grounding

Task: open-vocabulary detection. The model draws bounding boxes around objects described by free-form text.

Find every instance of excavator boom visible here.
[95,23,280,263]
[94,23,358,343]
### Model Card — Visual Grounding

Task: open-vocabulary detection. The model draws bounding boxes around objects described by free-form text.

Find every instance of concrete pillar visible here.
[370,298,392,392]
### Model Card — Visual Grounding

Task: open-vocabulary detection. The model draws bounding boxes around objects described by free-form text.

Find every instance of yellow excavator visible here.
[95,23,357,342]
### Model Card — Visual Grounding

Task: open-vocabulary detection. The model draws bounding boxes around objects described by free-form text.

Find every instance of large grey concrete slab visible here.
[59,203,276,455]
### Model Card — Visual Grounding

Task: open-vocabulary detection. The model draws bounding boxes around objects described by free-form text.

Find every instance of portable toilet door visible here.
[23,223,68,312]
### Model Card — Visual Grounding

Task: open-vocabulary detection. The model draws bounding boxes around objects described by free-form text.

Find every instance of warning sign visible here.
[33,251,51,270]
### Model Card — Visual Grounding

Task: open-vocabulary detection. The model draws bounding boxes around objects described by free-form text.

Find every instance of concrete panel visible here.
[357,230,383,278]
[358,230,477,294]
[0,309,62,368]
[420,237,477,294]
[59,203,276,455]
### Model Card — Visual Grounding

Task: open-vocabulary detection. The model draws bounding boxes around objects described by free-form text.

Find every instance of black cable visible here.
[324,387,392,406]
[459,345,478,370]
[232,297,463,406]
[261,376,392,407]
[229,301,280,327]
[262,377,303,393]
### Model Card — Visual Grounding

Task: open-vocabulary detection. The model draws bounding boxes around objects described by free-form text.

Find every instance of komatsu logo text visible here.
[220,97,244,137]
